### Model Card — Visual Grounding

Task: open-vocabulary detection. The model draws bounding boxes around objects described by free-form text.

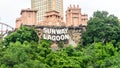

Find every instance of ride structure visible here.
[0,22,14,39]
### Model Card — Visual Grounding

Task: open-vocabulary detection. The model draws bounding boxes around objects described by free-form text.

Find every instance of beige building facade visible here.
[39,10,65,26]
[66,5,88,26]
[16,9,37,28]
[16,0,88,28]
[31,0,63,23]
[16,5,88,28]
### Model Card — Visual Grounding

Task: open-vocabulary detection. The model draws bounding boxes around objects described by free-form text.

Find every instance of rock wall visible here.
[34,26,85,48]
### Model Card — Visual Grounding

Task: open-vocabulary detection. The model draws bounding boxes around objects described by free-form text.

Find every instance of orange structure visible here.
[16,8,37,28]
[16,5,88,28]
[66,5,88,26]
[39,10,65,26]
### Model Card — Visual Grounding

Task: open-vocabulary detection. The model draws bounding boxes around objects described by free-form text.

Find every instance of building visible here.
[16,9,37,28]
[15,3,88,47]
[31,0,63,23]
[66,5,88,26]
[16,5,88,28]
[39,10,65,26]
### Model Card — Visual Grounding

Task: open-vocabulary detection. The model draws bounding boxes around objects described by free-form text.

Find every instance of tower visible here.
[16,9,37,28]
[39,10,64,26]
[31,0,63,23]
[66,5,88,27]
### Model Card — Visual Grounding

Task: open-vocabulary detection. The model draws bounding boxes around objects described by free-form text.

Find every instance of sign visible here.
[43,28,70,41]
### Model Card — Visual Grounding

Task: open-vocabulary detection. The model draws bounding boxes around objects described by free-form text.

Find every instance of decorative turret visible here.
[66,5,88,27]
[39,10,65,26]
[15,8,37,28]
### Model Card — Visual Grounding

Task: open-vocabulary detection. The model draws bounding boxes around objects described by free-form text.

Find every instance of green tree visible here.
[82,11,120,46]
[45,46,82,68]
[81,42,118,68]
[104,51,120,68]
[0,41,50,68]
[2,26,39,47]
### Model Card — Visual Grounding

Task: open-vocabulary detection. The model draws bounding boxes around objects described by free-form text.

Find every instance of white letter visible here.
[64,34,70,40]
[51,35,56,41]
[60,35,65,40]
[56,35,60,41]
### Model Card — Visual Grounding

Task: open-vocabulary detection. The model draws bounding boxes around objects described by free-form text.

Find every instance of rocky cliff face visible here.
[35,26,84,48]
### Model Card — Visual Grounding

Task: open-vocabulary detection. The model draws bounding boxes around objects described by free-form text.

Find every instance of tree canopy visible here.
[2,26,39,47]
[82,11,120,46]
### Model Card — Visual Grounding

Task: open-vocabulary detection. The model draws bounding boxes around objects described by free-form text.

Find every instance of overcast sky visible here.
[0,0,120,28]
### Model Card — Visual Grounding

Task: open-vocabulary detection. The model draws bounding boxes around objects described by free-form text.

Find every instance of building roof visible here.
[20,8,37,15]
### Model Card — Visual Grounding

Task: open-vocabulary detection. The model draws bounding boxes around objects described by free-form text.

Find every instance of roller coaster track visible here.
[0,22,14,38]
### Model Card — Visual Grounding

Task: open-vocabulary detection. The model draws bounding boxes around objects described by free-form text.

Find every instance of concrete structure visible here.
[66,5,88,26]
[31,0,63,23]
[16,9,37,28]
[39,10,64,26]
[15,4,88,27]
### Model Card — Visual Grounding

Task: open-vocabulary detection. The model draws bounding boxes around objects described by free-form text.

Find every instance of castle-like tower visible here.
[66,5,88,27]
[39,10,64,26]
[16,9,37,28]
[16,5,88,28]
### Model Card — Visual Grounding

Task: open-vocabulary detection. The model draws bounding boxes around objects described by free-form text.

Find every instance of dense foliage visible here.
[1,11,120,68]
[1,40,120,68]
[82,11,120,46]
[2,26,39,47]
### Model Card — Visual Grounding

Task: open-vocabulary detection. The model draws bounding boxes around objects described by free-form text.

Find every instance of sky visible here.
[0,0,120,28]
